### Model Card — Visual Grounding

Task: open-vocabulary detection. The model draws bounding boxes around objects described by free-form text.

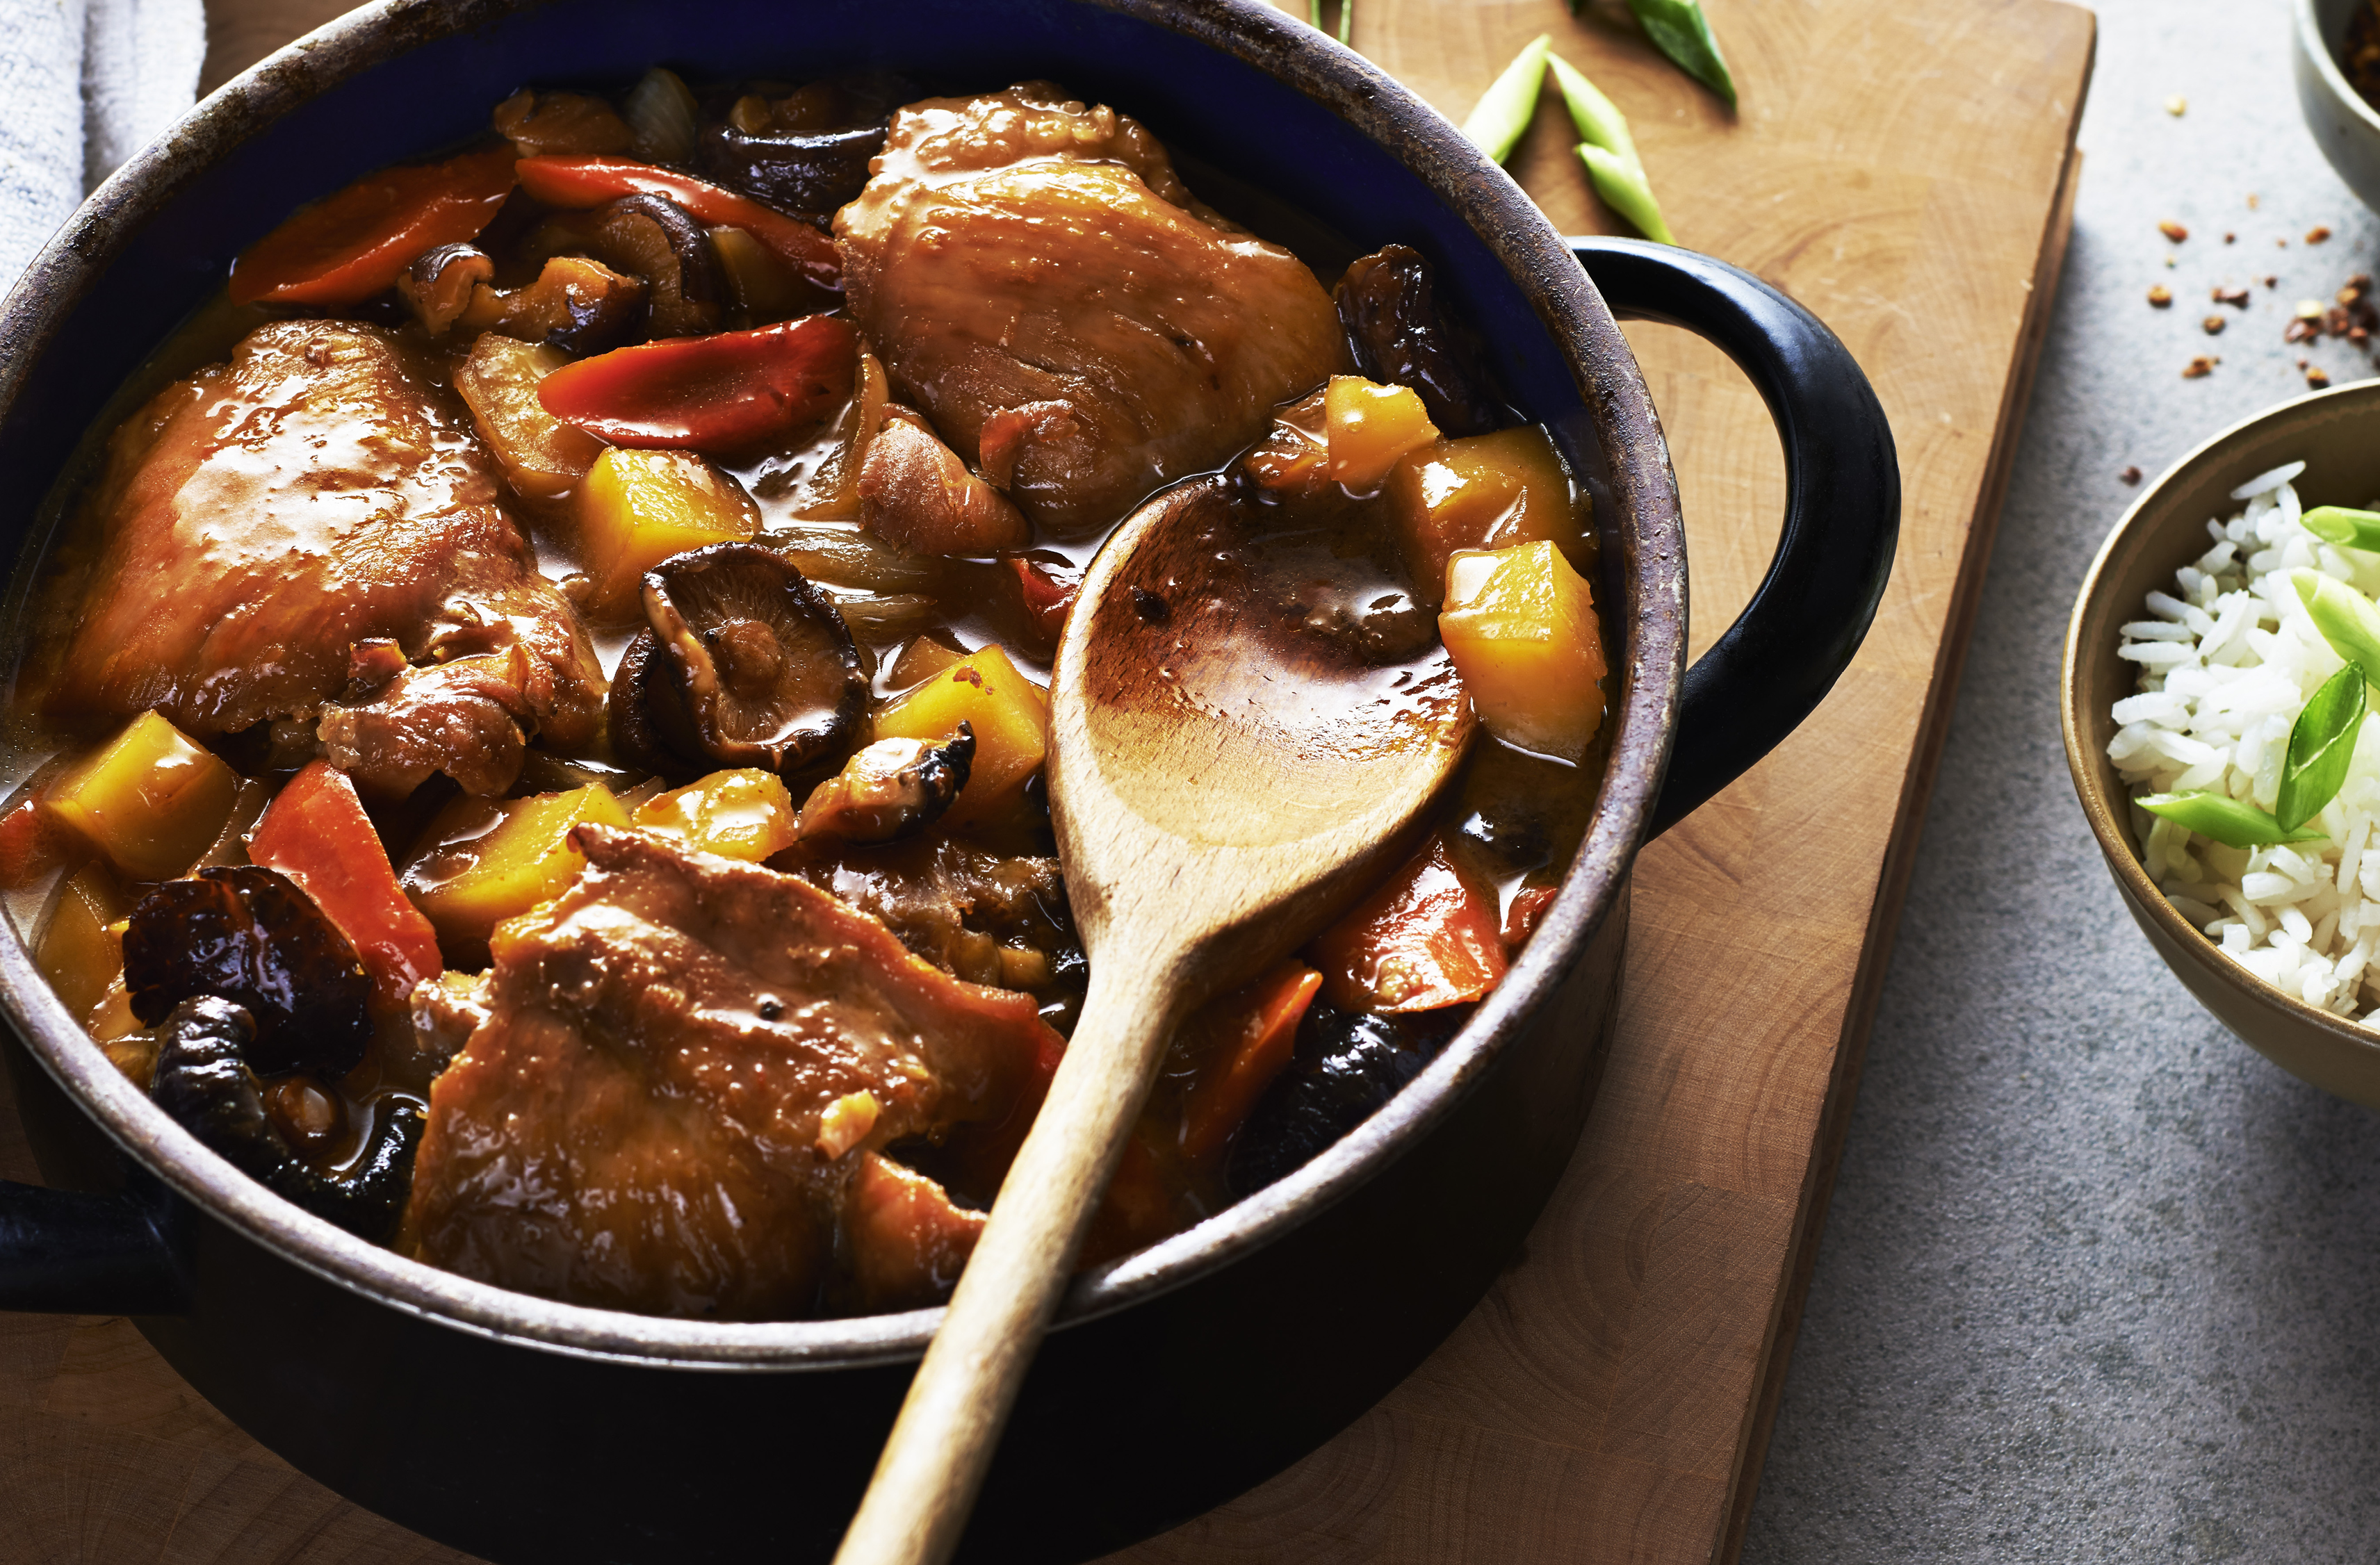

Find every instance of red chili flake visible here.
[2160,220,2190,242]
[2119,465,2144,486]
[2225,232,2238,243]
[2309,366,2334,388]
[2329,306,2354,336]
[2212,286,2252,307]
[2286,318,2323,344]
[2309,226,2336,244]
[2148,284,2174,307]
[2266,275,2281,288]
[2183,355,2217,378]
[2203,315,2227,335]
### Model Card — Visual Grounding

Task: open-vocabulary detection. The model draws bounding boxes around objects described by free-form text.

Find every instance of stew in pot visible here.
[1,71,1611,1320]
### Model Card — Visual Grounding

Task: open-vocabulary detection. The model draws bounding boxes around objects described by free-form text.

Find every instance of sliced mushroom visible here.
[699,74,917,218]
[149,994,425,1241]
[123,865,372,1079]
[605,628,685,779]
[525,193,724,338]
[797,724,975,843]
[459,254,651,355]
[399,244,496,336]
[639,543,869,775]
[404,245,647,354]
[1335,245,1501,439]
[492,87,635,158]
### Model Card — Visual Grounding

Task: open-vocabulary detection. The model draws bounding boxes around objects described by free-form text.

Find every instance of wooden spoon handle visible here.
[831,957,1187,1565]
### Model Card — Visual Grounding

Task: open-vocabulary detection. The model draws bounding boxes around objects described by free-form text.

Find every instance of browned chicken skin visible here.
[38,320,603,794]
[405,826,1058,1319]
[836,83,1345,537]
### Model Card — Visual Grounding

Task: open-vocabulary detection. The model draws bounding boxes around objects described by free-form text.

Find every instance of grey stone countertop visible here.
[1739,2,2380,1560]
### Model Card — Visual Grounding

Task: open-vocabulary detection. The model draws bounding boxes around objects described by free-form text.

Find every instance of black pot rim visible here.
[0,0,1686,1369]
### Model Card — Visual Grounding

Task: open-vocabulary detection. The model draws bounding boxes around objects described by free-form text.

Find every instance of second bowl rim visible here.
[2061,377,2380,1069]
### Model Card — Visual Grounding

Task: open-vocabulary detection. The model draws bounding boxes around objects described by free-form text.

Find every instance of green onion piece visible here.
[2278,660,2368,829]
[1310,0,1322,27]
[1625,0,1738,108]
[1579,145,1677,246]
[1548,53,1637,158]
[2301,505,2380,554]
[2139,792,2328,849]
[1549,54,1675,245]
[1339,0,1353,45]
[1460,34,1553,163]
[2295,569,2380,688]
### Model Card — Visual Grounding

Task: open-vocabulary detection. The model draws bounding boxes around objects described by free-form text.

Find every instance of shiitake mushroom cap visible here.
[795,722,974,843]
[122,865,372,1079]
[1335,244,1503,439]
[398,244,494,334]
[149,995,424,1242]
[698,74,918,218]
[1224,1002,1458,1199]
[635,543,869,778]
[523,192,725,339]
[606,628,694,781]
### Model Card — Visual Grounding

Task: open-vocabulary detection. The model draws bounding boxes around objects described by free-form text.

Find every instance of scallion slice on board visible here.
[1548,53,1675,245]
[1461,33,1554,164]
[2138,791,2328,849]
[2277,660,2369,830]
[1622,0,1737,108]
[2301,505,2380,554]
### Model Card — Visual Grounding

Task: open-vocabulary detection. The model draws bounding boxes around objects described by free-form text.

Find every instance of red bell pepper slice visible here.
[1007,554,1083,649]
[1178,960,1323,1163]
[228,145,518,307]
[537,315,860,452]
[513,155,840,289]
[1310,832,1508,1013]
[1502,883,1558,951]
[248,760,441,1013]
[0,795,72,890]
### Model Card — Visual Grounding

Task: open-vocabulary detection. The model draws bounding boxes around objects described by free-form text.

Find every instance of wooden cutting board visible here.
[0,1,2093,1560]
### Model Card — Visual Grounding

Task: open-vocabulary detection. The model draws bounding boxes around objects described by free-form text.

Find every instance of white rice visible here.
[2108,461,2380,1024]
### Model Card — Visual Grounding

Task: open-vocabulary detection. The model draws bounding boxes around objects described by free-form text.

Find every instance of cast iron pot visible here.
[0,1,1899,1559]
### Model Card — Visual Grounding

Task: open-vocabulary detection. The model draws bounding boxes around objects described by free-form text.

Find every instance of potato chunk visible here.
[38,862,130,1024]
[632,769,799,862]
[43,711,239,882]
[400,783,630,965]
[455,334,608,501]
[1387,426,1583,606]
[1437,540,1608,761]
[1325,375,1440,491]
[870,644,1048,826]
[576,448,761,622]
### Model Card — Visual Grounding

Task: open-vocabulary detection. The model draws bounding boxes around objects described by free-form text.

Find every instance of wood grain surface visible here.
[3,1,2094,1561]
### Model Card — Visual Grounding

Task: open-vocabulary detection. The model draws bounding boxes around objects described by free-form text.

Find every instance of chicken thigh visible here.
[36,319,603,793]
[835,83,1344,537]
[405,825,1059,1318]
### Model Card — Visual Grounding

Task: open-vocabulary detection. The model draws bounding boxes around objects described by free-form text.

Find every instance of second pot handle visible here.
[0,1177,186,1314]
[1571,237,1901,838]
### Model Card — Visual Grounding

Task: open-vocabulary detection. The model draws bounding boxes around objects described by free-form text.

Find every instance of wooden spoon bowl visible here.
[834,475,1476,1565]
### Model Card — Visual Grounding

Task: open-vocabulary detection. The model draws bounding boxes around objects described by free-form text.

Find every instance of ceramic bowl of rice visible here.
[2066,381,2380,1108]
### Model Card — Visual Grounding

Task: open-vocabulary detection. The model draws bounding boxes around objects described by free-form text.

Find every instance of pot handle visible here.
[0,1177,186,1314]
[1570,237,1901,837]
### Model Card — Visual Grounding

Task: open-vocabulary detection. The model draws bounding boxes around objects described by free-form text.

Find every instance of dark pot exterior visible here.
[0,0,1900,1559]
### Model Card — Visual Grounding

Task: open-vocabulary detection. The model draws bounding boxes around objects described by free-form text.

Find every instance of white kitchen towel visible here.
[0,0,205,291]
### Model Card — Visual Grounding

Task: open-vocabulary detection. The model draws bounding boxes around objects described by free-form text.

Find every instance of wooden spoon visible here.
[832,474,1476,1565]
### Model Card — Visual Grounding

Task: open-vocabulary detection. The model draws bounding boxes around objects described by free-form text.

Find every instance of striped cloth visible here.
[0,0,205,291]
